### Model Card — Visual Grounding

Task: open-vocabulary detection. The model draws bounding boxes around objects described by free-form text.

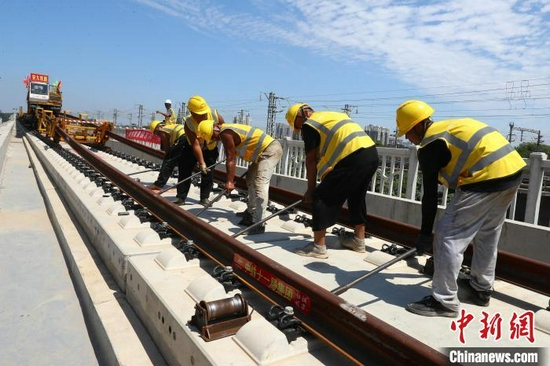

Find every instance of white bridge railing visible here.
[115,128,549,227]
[231,139,549,227]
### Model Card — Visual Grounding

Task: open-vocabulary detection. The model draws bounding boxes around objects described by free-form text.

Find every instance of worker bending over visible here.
[156,99,177,126]
[197,121,282,235]
[180,95,225,205]
[285,104,378,258]
[148,120,187,205]
[396,100,525,318]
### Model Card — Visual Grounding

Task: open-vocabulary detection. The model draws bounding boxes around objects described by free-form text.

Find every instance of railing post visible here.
[405,146,419,200]
[279,139,289,176]
[524,152,547,224]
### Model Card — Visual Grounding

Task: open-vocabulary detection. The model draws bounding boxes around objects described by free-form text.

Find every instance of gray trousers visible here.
[432,184,520,311]
[246,141,283,223]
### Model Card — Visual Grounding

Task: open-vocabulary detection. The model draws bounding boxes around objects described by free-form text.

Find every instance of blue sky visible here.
[2,0,550,144]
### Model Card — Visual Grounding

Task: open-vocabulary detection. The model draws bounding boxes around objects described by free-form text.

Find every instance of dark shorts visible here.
[311,146,378,231]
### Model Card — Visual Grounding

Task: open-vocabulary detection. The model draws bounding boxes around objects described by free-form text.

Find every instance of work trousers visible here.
[178,142,219,201]
[153,138,186,188]
[246,141,283,224]
[432,184,520,311]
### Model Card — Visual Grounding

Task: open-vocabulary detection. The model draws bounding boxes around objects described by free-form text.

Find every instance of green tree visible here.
[515,142,550,158]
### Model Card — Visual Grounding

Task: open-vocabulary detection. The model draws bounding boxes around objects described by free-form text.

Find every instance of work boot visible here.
[173,198,185,205]
[238,214,254,226]
[246,225,265,235]
[339,232,366,253]
[406,296,458,318]
[238,210,254,226]
[295,243,328,259]
[458,278,492,307]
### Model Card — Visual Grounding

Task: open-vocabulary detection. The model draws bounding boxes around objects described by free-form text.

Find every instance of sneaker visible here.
[406,296,458,318]
[295,243,328,259]
[246,225,265,235]
[173,198,185,205]
[199,198,209,205]
[339,233,366,253]
[458,278,491,307]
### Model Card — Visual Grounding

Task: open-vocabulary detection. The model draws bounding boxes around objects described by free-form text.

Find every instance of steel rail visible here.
[57,128,450,365]
[101,135,550,298]
[218,172,550,298]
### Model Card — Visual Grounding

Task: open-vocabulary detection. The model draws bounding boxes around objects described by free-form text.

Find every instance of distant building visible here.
[364,124,390,146]
[233,110,252,125]
[274,122,299,140]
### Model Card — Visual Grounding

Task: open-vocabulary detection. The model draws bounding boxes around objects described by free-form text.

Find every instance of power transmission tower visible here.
[177,102,186,124]
[513,124,544,151]
[113,109,118,126]
[137,104,144,128]
[264,92,285,136]
[508,122,516,143]
[342,104,358,116]
[128,113,133,126]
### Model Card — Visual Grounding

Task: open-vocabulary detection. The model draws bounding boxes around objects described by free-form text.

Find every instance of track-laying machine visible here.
[18,72,113,147]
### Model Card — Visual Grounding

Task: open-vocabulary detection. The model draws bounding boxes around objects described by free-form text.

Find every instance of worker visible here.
[285,104,378,258]
[179,95,225,205]
[197,120,282,235]
[148,120,188,205]
[156,99,177,126]
[396,100,526,318]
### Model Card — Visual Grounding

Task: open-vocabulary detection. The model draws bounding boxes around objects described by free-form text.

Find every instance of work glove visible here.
[415,233,433,255]
[200,163,210,175]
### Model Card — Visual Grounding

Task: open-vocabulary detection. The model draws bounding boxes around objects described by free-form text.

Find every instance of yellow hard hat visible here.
[188,95,210,115]
[395,100,434,137]
[149,120,163,132]
[196,119,215,142]
[285,103,308,131]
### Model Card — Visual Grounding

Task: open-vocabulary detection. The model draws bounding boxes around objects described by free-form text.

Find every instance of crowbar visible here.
[232,200,302,238]
[127,168,158,176]
[331,247,417,295]
[195,190,227,217]
[158,159,226,195]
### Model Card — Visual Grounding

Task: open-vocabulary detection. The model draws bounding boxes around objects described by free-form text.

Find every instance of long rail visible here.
[66,129,550,364]
[59,129,450,365]
[110,129,550,300]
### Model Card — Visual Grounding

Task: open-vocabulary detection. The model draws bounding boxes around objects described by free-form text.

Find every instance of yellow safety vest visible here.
[185,109,220,150]
[165,107,176,125]
[220,124,274,163]
[419,119,526,189]
[160,124,185,146]
[304,111,375,180]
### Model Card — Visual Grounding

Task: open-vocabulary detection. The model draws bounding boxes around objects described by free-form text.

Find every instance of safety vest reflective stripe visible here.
[185,109,219,149]
[306,114,373,179]
[420,119,525,189]
[222,124,272,162]
[422,125,496,186]
[160,124,185,146]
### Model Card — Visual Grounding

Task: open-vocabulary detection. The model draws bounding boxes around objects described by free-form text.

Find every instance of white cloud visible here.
[137,0,550,136]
